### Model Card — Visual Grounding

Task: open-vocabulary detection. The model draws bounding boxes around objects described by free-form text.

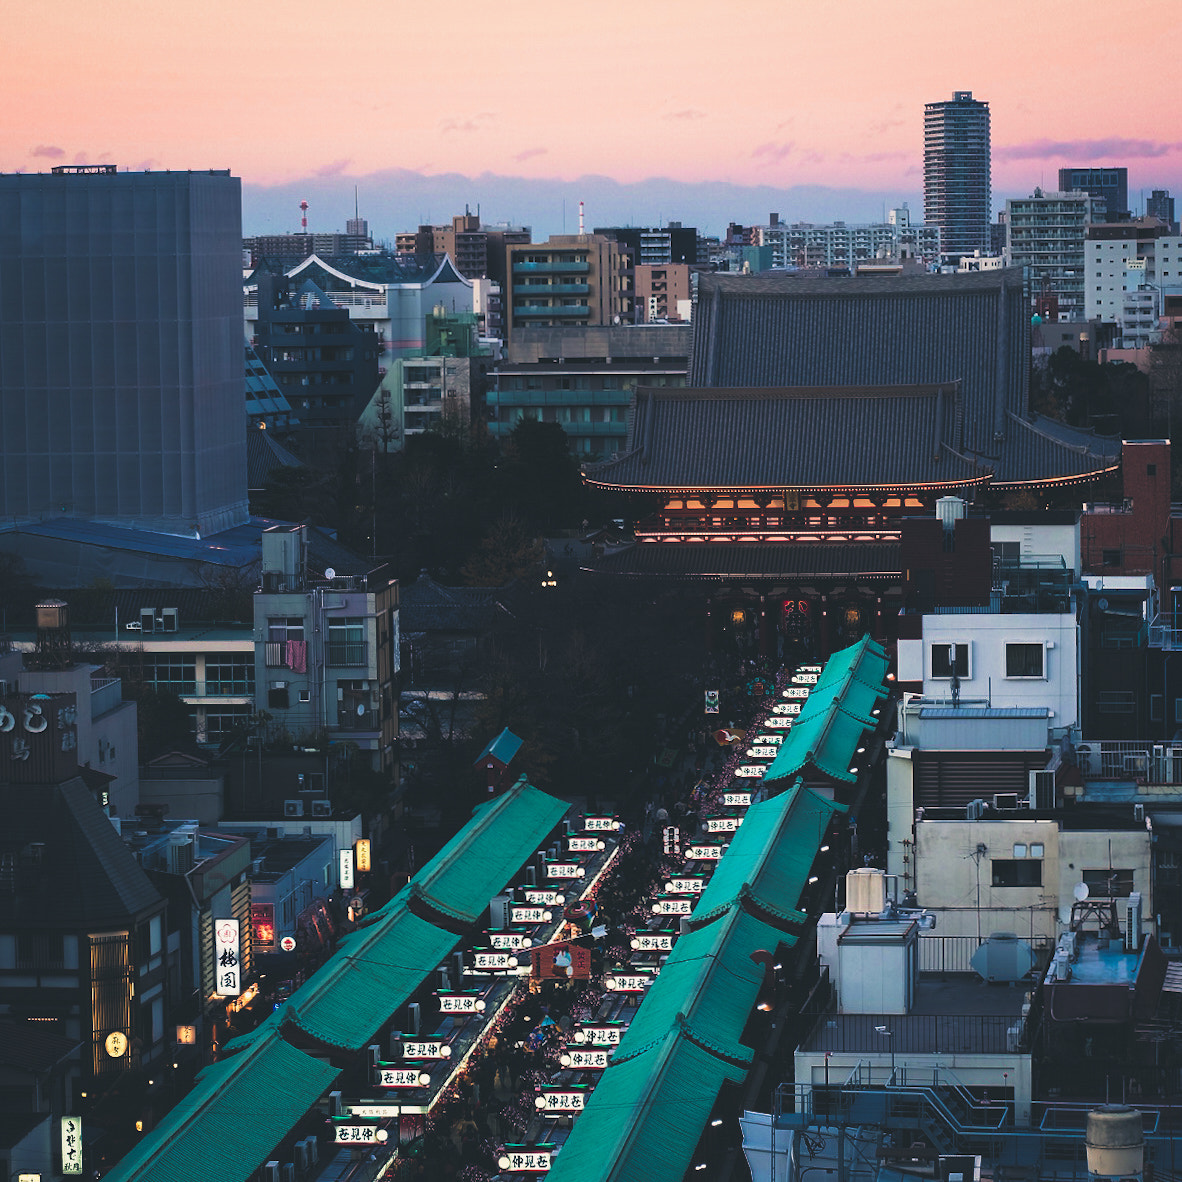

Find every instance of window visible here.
[931,642,970,679]
[1005,643,1044,678]
[142,654,197,695]
[327,618,366,666]
[992,859,1042,887]
[267,617,304,644]
[1013,843,1027,858]
[205,655,254,696]
[1030,843,1045,858]
[1152,695,1165,722]
[1082,868,1135,898]
[1102,548,1121,568]
[268,682,289,709]
[17,932,65,968]
[1148,464,1157,477]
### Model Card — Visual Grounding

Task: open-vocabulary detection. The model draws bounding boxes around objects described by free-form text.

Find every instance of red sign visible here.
[530,940,592,981]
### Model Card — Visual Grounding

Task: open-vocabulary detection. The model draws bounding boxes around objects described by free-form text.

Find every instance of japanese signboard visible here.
[349,1104,401,1118]
[355,838,371,872]
[524,889,565,906]
[491,932,532,950]
[214,919,241,997]
[534,1089,587,1112]
[339,848,355,890]
[662,826,681,855]
[401,1040,451,1060]
[60,1116,82,1174]
[605,973,650,992]
[530,940,593,981]
[764,716,793,729]
[437,992,486,1014]
[567,836,603,853]
[546,862,583,879]
[705,689,719,714]
[334,1125,387,1144]
[583,816,619,832]
[791,672,820,684]
[511,906,552,925]
[378,1068,430,1088]
[563,1049,610,1070]
[705,816,742,833]
[499,1147,553,1172]
[723,792,752,807]
[1,693,80,784]
[782,685,812,698]
[251,903,275,951]
[652,897,693,915]
[632,931,675,952]
[746,745,779,760]
[686,844,725,860]
[474,951,518,970]
[574,1024,624,1046]
[666,876,706,893]
[734,764,766,777]
[753,732,784,745]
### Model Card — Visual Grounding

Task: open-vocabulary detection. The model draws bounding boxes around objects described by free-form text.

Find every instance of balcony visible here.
[512,261,590,274]
[514,282,590,296]
[514,304,591,318]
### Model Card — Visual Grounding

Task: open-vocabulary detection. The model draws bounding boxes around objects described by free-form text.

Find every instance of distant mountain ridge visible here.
[243,167,927,243]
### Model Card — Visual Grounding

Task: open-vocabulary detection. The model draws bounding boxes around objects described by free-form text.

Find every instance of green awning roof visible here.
[107,1030,340,1182]
[693,782,845,927]
[548,1027,749,1182]
[763,637,888,786]
[412,778,568,924]
[617,906,788,1063]
[283,904,459,1050]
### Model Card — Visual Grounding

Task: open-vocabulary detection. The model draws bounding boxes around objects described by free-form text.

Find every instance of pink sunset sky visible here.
[7,0,1182,218]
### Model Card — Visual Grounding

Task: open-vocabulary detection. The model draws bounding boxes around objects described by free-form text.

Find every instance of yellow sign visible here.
[104,1031,127,1058]
[176,1025,197,1045]
[355,838,371,873]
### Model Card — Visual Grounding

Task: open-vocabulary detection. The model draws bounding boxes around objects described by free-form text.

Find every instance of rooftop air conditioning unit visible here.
[993,793,1020,810]
[1029,770,1056,810]
[966,799,988,821]
[283,800,304,818]
[407,1001,421,1035]
[263,1165,280,1182]
[310,800,332,818]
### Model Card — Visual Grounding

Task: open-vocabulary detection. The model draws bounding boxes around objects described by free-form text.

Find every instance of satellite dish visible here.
[324,567,336,580]
[1073,881,1090,902]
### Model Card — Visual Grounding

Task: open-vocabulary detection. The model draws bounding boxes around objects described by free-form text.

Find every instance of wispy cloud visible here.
[513,147,547,163]
[753,140,795,162]
[31,144,65,158]
[997,137,1182,161]
[439,112,495,135]
[663,108,704,122]
[314,158,351,177]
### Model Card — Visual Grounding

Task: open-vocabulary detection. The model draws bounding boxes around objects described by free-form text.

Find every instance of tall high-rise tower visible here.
[924,91,991,260]
[0,166,248,536]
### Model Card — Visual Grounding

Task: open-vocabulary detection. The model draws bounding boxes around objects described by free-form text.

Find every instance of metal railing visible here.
[1075,739,1182,784]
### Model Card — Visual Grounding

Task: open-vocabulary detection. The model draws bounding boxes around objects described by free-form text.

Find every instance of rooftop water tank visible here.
[1086,1105,1143,1180]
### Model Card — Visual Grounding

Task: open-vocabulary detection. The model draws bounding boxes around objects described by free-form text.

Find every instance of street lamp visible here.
[874,1025,895,1082]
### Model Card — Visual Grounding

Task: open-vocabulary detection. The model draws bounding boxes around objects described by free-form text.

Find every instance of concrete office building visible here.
[1058,166,1129,220]
[1086,219,1182,346]
[0,166,248,537]
[923,91,992,260]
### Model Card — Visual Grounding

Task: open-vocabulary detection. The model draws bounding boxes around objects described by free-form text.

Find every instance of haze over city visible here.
[7,0,1182,237]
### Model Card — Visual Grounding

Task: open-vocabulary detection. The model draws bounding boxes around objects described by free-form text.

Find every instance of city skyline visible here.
[7,0,1182,239]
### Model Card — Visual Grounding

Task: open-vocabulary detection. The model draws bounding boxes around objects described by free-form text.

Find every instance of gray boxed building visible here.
[0,166,248,536]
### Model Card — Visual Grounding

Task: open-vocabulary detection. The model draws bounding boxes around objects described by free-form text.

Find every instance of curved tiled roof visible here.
[586,384,983,490]
[586,268,1118,490]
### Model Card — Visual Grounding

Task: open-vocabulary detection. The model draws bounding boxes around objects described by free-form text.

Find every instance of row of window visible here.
[991,861,1135,893]
[931,641,1046,680]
